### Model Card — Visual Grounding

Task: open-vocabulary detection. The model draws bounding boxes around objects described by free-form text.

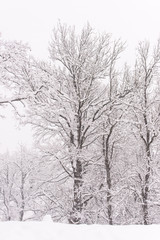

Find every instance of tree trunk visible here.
[103,133,113,225]
[141,112,151,225]
[142,170,150,225]
[69,159,83,224]
[142,146,151,225]
[105,152,113,225]
[19,173,25,221]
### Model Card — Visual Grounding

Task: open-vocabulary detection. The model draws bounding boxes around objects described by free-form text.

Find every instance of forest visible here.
[0,23,160,225]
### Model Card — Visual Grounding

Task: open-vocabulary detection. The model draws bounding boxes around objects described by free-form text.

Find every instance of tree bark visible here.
[103,129,113,225]
[141,143,151,225]
[141,112,151,225]
[69,159,83,224]
[19,171,25,221]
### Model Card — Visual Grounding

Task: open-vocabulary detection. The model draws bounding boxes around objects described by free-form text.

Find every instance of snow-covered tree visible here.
[124,40,160,224]
[24,23,126,223]
[0,147,46,221]
[1,24,160,225]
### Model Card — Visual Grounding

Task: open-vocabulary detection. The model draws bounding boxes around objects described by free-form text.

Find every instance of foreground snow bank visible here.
[0,221,160,240]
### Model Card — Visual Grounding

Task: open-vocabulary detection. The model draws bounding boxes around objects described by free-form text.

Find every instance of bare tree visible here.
[25,23,125,224]
[130,40,160,224]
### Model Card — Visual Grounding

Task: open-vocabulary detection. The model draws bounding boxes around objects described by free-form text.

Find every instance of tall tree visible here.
[25,23,124,223]
[130,40,160,224]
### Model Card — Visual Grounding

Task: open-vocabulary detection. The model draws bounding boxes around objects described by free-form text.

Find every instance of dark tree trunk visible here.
[141,111,152,225]
[69,159,83,224]
[105,148,113,225]
[141,167,150,225]
[141,145,151,225]
[103,129,113,225]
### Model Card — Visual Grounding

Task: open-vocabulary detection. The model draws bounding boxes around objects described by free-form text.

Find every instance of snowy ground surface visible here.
[0,218,160,240]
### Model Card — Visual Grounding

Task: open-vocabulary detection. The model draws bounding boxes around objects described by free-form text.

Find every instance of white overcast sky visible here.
[0,0,160,152]
[0,0,160,60]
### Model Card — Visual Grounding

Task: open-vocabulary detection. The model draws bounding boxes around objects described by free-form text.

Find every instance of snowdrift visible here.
[0,221,159,240]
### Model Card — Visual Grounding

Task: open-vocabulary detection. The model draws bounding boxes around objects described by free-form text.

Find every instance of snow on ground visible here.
[0,220,160,240]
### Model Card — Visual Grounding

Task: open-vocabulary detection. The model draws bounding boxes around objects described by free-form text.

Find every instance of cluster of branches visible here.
[0,23,160,224]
